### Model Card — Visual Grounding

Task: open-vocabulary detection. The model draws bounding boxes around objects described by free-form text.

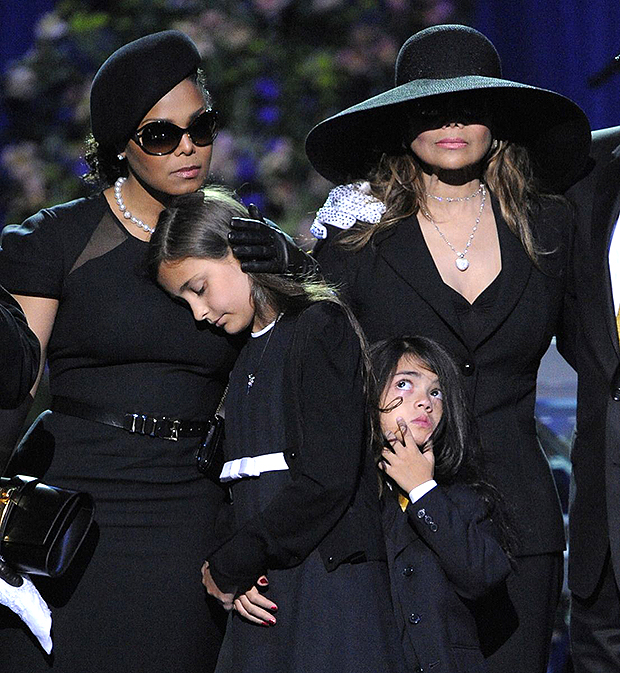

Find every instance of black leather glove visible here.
[229,205,319,277]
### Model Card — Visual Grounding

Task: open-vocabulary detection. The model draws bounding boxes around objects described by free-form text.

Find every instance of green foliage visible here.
[0,0,466,237]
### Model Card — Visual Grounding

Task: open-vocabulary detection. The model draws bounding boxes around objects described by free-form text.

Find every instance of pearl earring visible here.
[117,153,124,161]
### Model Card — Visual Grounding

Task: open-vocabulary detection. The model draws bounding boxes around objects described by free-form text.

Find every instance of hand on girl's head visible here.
[380,416,435,494]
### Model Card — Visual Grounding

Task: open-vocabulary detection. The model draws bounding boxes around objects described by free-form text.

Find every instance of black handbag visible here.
[195,385,227,478]
[195,415,225,477]
[0,474,94,577]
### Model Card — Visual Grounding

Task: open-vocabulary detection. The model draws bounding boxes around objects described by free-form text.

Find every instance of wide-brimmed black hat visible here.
[90,30,201,152]
[306,24,591,192]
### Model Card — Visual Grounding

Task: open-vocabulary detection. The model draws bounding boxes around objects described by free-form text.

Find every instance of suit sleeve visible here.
[554,203,580,369]
[208,303,367,593]
[313,225,361,308]
[406,484,511,601]
[0,285,40,409]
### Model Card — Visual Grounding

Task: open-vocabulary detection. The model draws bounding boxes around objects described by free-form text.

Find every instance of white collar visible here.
[251,313,283,338]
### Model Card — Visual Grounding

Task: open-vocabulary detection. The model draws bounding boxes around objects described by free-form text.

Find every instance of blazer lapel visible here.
[469,199,532,349]
[382,493,419,559]
[377,199,532,351]
[377,216,466,345]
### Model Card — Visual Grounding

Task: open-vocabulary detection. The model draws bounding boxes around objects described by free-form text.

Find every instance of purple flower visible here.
[237,154,257,181]
[258,106,280,125]
[73,157,89,177]
[240,192,267,213]
[255,77,280,100]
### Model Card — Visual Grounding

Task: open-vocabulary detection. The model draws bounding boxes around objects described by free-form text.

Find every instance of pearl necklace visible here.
[113,177,155,235]
[426,183,483,203]
[421,184,487,272]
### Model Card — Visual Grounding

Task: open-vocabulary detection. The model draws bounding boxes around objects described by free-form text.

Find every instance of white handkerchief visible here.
[0,574,52,653]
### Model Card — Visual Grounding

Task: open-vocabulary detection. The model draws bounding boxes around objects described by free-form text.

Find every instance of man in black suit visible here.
[566,126,620,672]
[0,283,40,471]
[0,283,40,585]
[0,284,39,410]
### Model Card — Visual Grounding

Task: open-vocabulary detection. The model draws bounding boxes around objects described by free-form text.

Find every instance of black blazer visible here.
[0,284,40,409]
[315,196,571,556]
[384,484,511,673]
[565,126,620,598]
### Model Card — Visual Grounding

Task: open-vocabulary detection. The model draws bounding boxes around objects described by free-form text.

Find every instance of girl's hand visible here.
[234,576,278,627]
[380,416,435,494]
[201,561,235,611]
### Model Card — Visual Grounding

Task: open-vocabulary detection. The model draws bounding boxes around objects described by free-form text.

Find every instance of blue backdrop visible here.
[3,2,620,136]
[0,0,55,132]
[474,0,620,132]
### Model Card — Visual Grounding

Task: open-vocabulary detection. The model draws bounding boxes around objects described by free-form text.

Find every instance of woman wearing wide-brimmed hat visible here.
[305,23,591,673]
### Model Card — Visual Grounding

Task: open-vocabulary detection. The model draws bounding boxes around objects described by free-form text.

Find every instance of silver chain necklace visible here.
[247,313,283,392]
[114,177,155,235]
[426,183,483,203]
[421,184,486,272]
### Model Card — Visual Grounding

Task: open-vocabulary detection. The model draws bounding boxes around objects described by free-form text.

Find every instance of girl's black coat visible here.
[208,303,387,592]
[384,483,511,673]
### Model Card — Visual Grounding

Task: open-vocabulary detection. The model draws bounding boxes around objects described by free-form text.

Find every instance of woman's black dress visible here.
[0,195,242,672]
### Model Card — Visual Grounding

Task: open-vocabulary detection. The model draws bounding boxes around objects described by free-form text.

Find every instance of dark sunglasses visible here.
[132,109,218,156]
[409,94,491,123]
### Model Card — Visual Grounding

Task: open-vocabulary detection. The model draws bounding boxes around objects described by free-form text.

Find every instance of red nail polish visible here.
[270,605,278,612]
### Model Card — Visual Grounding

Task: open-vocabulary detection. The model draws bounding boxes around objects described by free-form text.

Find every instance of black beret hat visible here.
[90,30,201,152]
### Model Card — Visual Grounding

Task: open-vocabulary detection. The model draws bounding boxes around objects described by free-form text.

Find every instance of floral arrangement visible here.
[0,0,466,239]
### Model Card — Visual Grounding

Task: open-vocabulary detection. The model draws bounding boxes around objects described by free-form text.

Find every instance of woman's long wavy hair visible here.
[146,184,372,382]
[83,70,213,188]
[370,335,518,557]
[339,133,547,265]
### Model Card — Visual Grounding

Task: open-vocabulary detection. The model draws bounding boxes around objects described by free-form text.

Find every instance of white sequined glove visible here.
[311,181,386,239]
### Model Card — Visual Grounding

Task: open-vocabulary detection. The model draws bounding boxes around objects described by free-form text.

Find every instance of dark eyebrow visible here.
[393,370,440,385]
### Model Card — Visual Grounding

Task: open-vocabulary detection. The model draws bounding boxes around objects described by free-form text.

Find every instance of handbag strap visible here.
[0,476,33,540]
[215,384,229,416]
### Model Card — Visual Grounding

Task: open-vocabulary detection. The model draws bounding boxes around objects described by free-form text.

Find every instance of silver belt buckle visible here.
[162,418,181,441]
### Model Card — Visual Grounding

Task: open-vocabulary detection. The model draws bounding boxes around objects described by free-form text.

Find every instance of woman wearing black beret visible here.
[0,30,302,672]
[303,23,591,673]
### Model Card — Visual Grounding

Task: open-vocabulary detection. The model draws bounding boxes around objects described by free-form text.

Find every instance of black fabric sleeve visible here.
[0,286,40,409]
[208,302,366,593]
[555,204,580,369]
[0,209,66,298]
[530,197,579,370]
[406,484,512,601]
[312,225,360,307]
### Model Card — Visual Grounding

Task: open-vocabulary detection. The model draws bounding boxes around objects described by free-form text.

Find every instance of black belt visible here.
[51,396,211,442]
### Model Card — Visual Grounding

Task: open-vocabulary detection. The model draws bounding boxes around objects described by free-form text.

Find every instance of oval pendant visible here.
[455,257,469,271]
